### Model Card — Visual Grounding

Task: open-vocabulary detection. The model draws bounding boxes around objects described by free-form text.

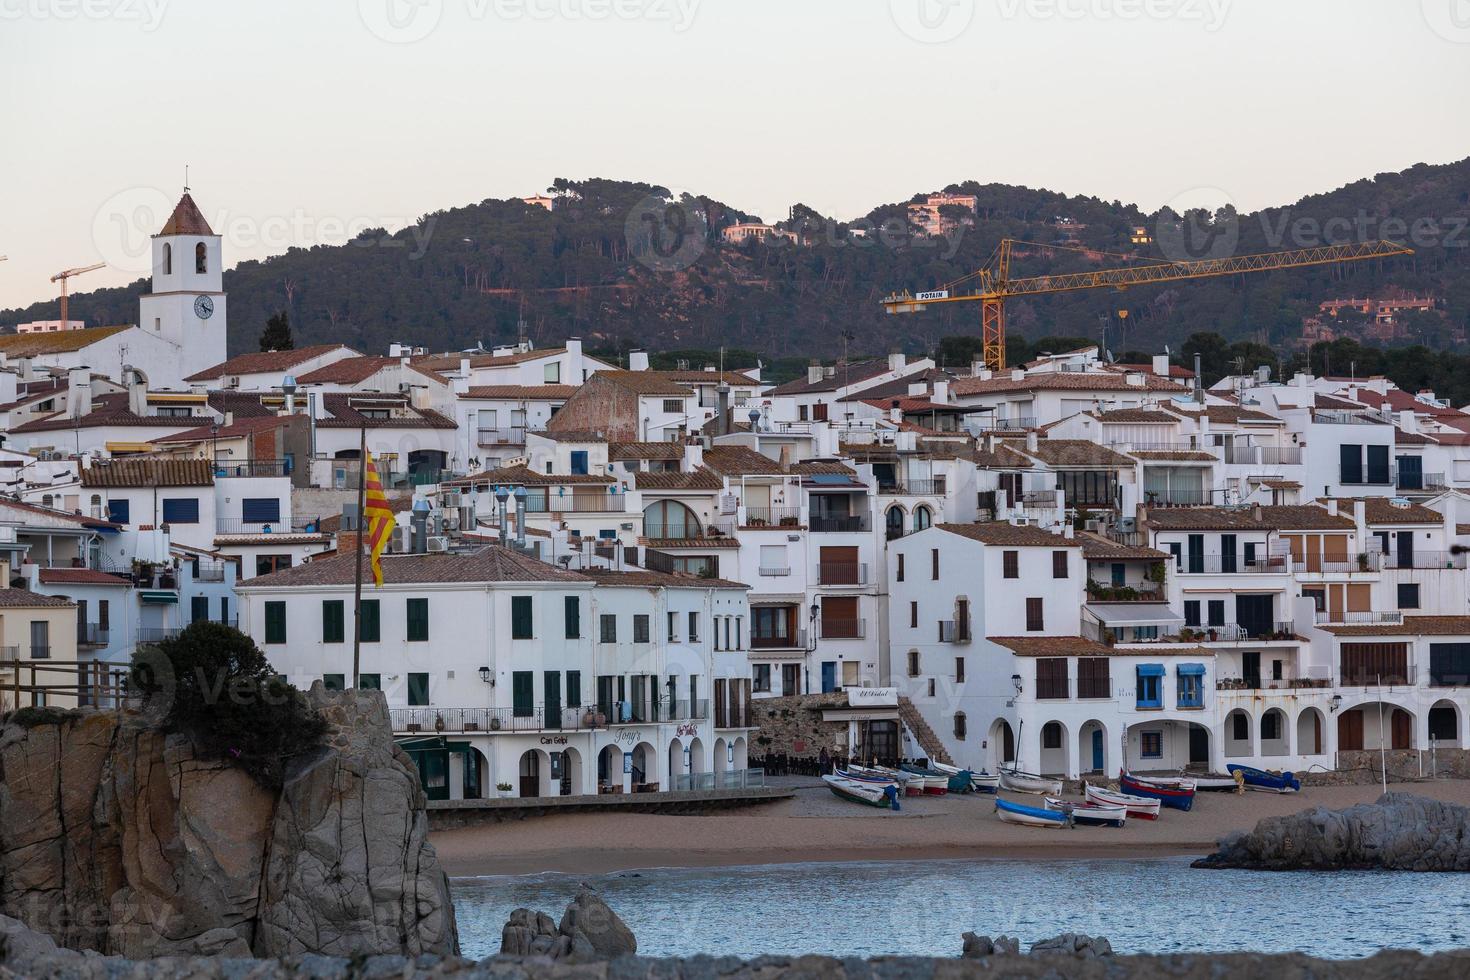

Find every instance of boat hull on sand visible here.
[999,768,1063,796]
[1227,764,1302,793]
[996,797,1069,828]
[1044,796,1127,828]
[933,762,1000,794]
[1084,783,1162,820]
[823,774,899,809]
[1119,772,1195,811]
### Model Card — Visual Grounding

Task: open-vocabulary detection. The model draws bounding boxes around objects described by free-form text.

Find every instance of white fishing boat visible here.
[1186,771,1244,792]
[822,774,898,809]
[1044,796,1127,828]
[1084,783,1162,820]
[932,762,1000,793]
[846,764,912,794]
[1125,773,1198,793]
[869,764,925,795]
[999,767,1063,796]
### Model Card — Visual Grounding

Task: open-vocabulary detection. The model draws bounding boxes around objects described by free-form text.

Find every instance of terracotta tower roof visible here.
[157,192,214,236]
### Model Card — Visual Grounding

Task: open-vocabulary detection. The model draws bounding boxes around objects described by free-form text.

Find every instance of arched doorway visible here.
[597,744,622,791]
[689,737,706,778]
[733,736,748,770]
[1078,719,1107,774]
[988,718,1016,769]
[1039,720,1068,776]
[912,505,932,532]
[885,506,905,541]
[560,746,584,796]
[1260,708,1290,757]
[668,738,686,787]
[1296,707,1326,756]
[518,749,549,798]
[1224,709,1253,758]
[713,737,728,774]
[644,500,702,540]
[633,741,657,790]
[1338,702,1414,751]
[1429,700,1460,748]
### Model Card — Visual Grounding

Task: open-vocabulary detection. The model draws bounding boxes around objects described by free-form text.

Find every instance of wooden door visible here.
[1391,709,1412,750]
[1338,710,1364,751]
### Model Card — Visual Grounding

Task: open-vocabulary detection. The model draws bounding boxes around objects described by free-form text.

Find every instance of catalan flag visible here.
[363,450,396,587]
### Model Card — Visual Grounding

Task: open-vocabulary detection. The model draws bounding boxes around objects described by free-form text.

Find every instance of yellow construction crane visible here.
[49,262,105,331]
[882,238,1414,371]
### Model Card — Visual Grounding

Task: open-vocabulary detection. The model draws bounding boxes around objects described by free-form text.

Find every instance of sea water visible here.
[451,857,1467,960]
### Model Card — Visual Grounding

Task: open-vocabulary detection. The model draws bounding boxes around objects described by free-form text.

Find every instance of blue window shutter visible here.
[161,498,200,524]
[1136,664,1166,677]
[241,498,281,523]
[107,499,130,524]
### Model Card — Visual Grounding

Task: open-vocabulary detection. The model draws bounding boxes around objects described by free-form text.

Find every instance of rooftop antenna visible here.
[183,164,190,193]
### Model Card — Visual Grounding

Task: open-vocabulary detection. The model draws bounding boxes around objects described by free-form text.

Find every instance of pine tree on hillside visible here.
[259,311,293,352]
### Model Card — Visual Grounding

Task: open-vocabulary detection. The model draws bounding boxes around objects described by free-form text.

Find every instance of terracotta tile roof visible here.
[1346,387,1467,419]
[1089,408,1179,423]
[412,347,566,372]
[609,442,684,461]
[1112,362,1195,379]
[579,567,749,589]
[1314,393,1372,412]
[0,497,119,530]
[0,587,76,608]
[1395,429,1434,445]
[0,379,67,413]
[208,391,279,418]
[1319,616,1470,636]
[80,457,214,488]
[647,369,761,386]
[633,468,723,491]
[643,537,741,549]
[1169,405,1282,424]
[9,393,210,434]
[1259,479,1302,489]
[700,411,752,435]
[0,325,132,357]
[789,460,856,476]
[445,464,614,487]
[1077,532,1170,561]
[967,444,1033,468]
[701,446,785,476]
[158,192,214,235]
[837,368,955,402]
[987,636,1111,657]
[294,355,444,385]
[529,430,608,443]
[767,359,896,396]
[37,568,130,586]
[859,396,964,414]
[938,522,1081,547]
[152,415,292,444]
[1129,450,1217,462]
[184,344,356,383]
[1014,439,1135,469]
[591,371,693,396]
[1321,497,1444,525]
[1142,505,1354,531]
[240,545,587,588]
[462,385,578,400]
[316,394,457,429]
[952,372,1188,397]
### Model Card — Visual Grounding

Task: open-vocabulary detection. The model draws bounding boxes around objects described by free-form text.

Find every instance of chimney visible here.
[1252,503,1263,523]
[1010,368,1024,382]
[685,441,704,469]
[125,366,146,416]
[1194,353,1204,403]
[888,350,906,373]
[459,356,471,377]
[1353,499,1365,527]
[808,360,823,384]
[715,384,730,436]
[1327,499,1338,516]
[1125,372,1145,387]
[1399,409,1417,434]
[1152,354,1170,377]
[980,369,993,381]
[629,350,650,372]
[0,558,8,588]
[0,370,14,406]
[778,444,792,468]
[67,367,92,419]
[567,337,582,361]
[889,402,903,423]
[1026,431,1039,453]
[933,381,949,403]
[16,358,32,382]
[411,499,430,553]
[908,382,927,397]
[970,360,985,378]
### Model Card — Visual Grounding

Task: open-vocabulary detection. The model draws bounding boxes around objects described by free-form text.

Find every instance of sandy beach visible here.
[432,776,1470,877]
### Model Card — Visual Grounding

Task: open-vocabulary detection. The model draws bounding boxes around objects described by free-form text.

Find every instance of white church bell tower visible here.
[138,190,227,384]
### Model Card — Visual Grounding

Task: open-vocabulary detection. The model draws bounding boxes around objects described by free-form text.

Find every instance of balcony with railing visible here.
[1019,489,1060,505]
[390,705,596,734]
[215,517,288,536]
[190,558,228,582]
[522,495,626,514]
[1314,609,1404,626]
[76,624,109,648]
[214,459,291,478]
[1340,464,1396,486]
[741,507,803,528]
[1220,445,1304,466]
[758,564,791,577]
[135,627,182,646]
[1110,441,1205,453]
[476,427,527,447]
[974,416,1038,432]
[1379,551,1467,570]
[1396,471,1447,492]
[815,562,868,586]
[810,515,870,533]
[751,628,808,651]
[1176,554,1291,575]
[879,478,947,496]
[938,619,971,644]
[820,618,866,640]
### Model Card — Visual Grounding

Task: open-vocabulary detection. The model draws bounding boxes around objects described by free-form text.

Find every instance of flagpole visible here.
[352,426,367,689]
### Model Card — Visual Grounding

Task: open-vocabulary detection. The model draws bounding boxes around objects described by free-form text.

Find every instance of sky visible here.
[1,0,1467,309]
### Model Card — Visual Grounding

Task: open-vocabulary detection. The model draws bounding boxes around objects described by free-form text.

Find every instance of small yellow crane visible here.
[882,238,1414,371]
[49,262,106,331]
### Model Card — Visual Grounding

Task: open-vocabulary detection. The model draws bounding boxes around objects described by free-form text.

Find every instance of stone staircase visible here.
[897,696,955,767]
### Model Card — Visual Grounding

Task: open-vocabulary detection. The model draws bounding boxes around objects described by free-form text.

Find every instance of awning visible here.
[1084,603,1182,628]
[1136,664,1166,677]
[1177,663,1206,675]
[139,591,178,604]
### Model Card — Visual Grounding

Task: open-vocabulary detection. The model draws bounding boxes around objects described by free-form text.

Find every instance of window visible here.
[194,241,207,273]
[511,671,534,716]
[1077,657,1110,698]
[511,596,533,639]
[241,498,281,524]
[955,657,965,683]
[1036,658,1068,698]
[29,620,49,659]
[600,614,617,643]
[1136,665,1163,708]
[735,616,743,649]
[359,674,381,691]
[406,598,429,641]
[106,499,130,524]
[544,362,561,383]
[163,242,172,275]
[567,671,582,708]
[689,611,700,642]
[1110,562,1125,587]
[1207,600,1225,627]
[1025,597,1043,632]
[360,599,380,643]
[190,595,209,623]
[161,498,200,524]
[322,600,345,643]
[322,674,345,692]
[264,602,286,644]
[1052,550,1069,579]
[257,554,292,577]
[662,398,683,414]
[634,614,650,643]
[569,451,588,475]
[1140,731,1163,759]
[1232,712,1249,740]
[907,650,921,677]
[643,499,701,539]
[564,595,581,638]
[1169,542,1182,568]
[931,548,940,580]
[1003,551,1019,578]
[753,664,772,692]
[1177,666,1204,707]
[1042,722,1062,749]
[927,678,936,697]
[953,711,967,740]
[407,672,429,706]
[1397,583,1420,609]
[913,506,932,531]
[896,553,905,581]
[1262,711,1281,740]
[667,611,678,641]
[1184,600,1201,627]
[909,600,918,628]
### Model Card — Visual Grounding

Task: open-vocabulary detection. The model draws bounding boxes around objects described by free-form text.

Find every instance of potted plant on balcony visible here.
[1357,552,1370,571]
[433,712,445,733]
[489,716,502,731]
[496,781,515,799]
[582,707,599,727]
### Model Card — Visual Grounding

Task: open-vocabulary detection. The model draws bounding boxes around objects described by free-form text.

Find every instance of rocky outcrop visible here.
[500,886,637,960]
[1194,792,1470,871]
[1029,933,1113,958]
[0,687,457,959]
[961,932,1020,957]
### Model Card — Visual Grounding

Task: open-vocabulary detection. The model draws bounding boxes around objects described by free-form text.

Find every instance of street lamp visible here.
[478,666,494,687]
[210,423,220,474]
[1011,673,1023,695]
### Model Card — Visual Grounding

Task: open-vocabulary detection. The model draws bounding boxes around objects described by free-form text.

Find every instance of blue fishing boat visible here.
[994,797,1069,828]
[1226,764,1301,793]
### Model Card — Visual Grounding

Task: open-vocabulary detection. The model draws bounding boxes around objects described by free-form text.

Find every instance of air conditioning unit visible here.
[426,536,449,553]
[1084,519,1102,532]
[392,525,412,553]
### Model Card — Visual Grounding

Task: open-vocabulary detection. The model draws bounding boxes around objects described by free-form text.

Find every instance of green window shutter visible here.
[322,674,344,691]
[566,670,582,708]
[190,596,209,622]
[512,596,533,639]
[564,595,580,639]
[265,602,286,644]
[360,600,381,643]
[407,672,429,706]
[545,670,562,725]
[359,673,381,691]
[406,598,429,641]
[323,600,345,643]
[512,670,534,716]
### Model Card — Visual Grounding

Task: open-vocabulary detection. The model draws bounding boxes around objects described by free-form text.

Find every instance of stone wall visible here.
[0,688,457,959]
[746,693,851,761]
[1299,748,1470,786]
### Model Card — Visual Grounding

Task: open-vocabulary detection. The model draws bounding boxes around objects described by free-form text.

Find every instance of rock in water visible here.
[502,886,636,960]
[0,688,457,959]
[1030,933,1113,957]
[1193,792,1470,871]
